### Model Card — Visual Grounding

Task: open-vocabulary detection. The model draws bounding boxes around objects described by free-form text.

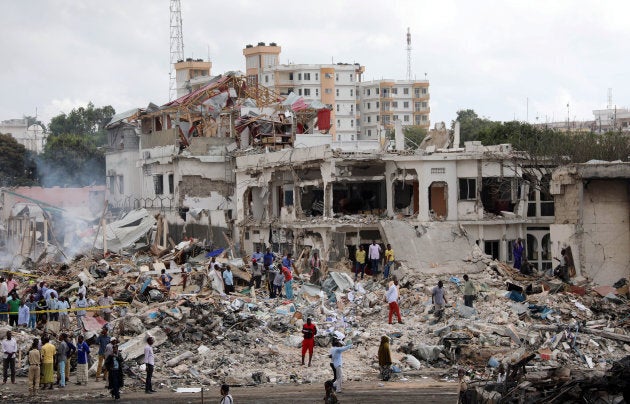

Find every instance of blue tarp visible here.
[506,291,526,302]
[205,248,225,258]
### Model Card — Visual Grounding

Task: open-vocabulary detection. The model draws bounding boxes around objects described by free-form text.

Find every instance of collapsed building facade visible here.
[234,131,556,273]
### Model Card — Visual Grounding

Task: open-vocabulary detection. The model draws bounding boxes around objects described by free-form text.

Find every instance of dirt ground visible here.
[0,377,458,403]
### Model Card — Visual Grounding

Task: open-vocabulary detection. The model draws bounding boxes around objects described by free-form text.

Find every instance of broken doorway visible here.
[394,181,418,215]
[428,181,448,218]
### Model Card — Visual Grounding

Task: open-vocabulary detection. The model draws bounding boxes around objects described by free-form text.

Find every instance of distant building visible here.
[174,58,213,98]
[593,107,630,133]
[0,118,47,153]
[358,79,430,140]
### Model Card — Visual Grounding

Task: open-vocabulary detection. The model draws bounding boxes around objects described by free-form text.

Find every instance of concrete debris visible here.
[0,236,628,403]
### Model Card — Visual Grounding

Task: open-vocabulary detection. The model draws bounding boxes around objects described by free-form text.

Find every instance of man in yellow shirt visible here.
[384,244,395,279]
[354,245,366,281]
[40,336,56,390]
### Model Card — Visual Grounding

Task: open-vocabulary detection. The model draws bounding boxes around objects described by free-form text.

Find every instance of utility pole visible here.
[169,0,185,101]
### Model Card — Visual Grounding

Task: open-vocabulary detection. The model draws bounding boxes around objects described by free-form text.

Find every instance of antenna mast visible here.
[406,27,412,81]
[169,0,185,101]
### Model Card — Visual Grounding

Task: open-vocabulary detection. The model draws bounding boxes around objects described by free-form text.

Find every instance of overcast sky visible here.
[2,0,628,127]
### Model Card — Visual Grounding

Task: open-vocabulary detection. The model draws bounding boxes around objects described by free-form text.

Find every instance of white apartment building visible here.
[243,43,365,142]
[358,80,430,140]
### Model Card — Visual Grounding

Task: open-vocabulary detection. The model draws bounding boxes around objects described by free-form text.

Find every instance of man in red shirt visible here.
[301,317,317,367]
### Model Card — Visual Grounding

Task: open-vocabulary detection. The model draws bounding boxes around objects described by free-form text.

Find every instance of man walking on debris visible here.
[462,274,476,308]
[384,244,395,279]
[144,336,157,393]
[301,317,317,366]
[58,296,70,330]
[386,277,404,324]
[330,337,353,393]
[271,265,284,299]
[283,265,294,299]
[432,280,448,316]
[309,251,322,285]
[98,291,114,322]
[368,240,382,276]
[513,238,524,271]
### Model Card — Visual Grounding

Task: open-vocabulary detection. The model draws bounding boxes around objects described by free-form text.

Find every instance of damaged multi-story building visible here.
[234,125,556,273]
[551,162,630,285]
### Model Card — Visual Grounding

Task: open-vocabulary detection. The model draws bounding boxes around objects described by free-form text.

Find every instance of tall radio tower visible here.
[406,27,412,81]
[169,0,185,101]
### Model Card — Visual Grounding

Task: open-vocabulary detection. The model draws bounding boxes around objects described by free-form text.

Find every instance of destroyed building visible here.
[551,161,630,285]
[234,130,556,273]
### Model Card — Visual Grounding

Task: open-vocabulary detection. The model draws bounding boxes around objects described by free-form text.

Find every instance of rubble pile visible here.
[1,240,630,403]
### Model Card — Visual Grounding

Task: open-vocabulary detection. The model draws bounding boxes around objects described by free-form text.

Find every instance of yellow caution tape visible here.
[0,302,130,316]
[0,269,39,278]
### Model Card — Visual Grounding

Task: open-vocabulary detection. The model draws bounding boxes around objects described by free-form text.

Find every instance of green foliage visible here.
[38,133,105,187]
[452,109,499,146]
[0,134,38,186]
[403,126,427,149]
[48,102,115,146]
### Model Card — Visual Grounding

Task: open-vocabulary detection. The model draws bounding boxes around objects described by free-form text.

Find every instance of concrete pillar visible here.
[385,162,395,217]
[324,182,333,218]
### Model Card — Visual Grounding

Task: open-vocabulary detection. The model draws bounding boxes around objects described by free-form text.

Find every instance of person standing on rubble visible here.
[40,335,56,390]
[57,333,71,388]
[223,266,235,295]
[249,260,262,290]
[95,328,111,382]
[354,245,366,281]
[58,296,70,330]
[46,292,58,322]
[378,335,393,381]
[283,265,294,300]
[330,338,353,393]
[18,299,29,328]
[368,240,382,277]
[272,266,284,299]
[0,297,7,324]
[27,338,40,394]
[7,291,20,327]
[383,244,395,279]
[27,295,37,329]
[76,293,88,331]
[282,252,294,272]
[513,238,524,271]
[36,296,47,326]
[77,280,87,298]
[144,336,157,394]
[0,277,8,301]
[76,335,89,386]
[309,252,322,285]
[105,344,124,400]
[432,280,448,314]
[386,278,404,325]
[252,247,264,264]
[301,318,317,366]
[6,274,17,295]
[2,330,18,384]
[98,291,114,322]
[263,248,275,269]
[462,274,476,308]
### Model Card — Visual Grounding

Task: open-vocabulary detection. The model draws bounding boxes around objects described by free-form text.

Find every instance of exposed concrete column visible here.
[323,182,333,218]
[385,161,395,217]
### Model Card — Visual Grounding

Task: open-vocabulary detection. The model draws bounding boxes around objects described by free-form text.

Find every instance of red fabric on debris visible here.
[317,110,331,130]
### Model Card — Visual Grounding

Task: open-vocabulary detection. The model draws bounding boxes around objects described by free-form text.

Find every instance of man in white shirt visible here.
[144,336,157,394]
[368,240,382,277]
[78,281,87,298]
[98,291,114,322]
[385,278,404,324]
[0,277,8,300]
[75,293,88,330]
[2,330,18,384]
[329,338,353,393]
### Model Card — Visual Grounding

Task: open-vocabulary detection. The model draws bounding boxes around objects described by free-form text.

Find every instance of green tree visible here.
[0,133,38,186]
[452,109,499,146]
[48,102,115,146]
[38,133,105,187]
